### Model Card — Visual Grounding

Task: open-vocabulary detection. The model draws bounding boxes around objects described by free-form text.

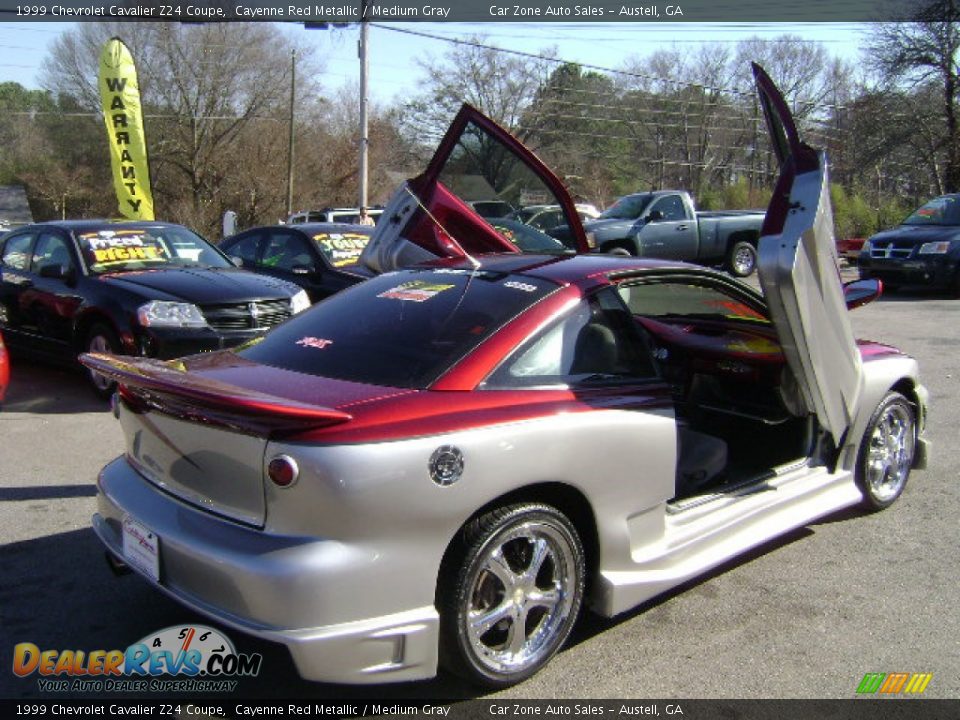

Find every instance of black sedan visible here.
[220,223,375,302]
[0,220,310,395]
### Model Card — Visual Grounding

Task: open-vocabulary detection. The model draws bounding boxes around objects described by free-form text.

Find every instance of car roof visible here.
[227,223,373,238]
[424,252,713,288]
[20,220,186,233]
[292,222,373,233]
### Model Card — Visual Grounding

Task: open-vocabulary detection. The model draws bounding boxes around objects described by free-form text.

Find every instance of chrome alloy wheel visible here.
[464,520,578,676]
[732,245,756,276]
[864,401,915,504]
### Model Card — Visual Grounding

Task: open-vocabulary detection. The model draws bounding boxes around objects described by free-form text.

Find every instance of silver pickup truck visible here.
[586,190,766,276]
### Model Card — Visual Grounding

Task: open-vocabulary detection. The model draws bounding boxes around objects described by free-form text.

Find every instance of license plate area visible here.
[122,516,160,583]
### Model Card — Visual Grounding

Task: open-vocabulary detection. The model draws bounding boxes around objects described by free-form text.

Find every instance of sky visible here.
[0,21,870,105]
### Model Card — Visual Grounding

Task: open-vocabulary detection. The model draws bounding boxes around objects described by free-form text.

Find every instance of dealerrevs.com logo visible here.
[856,672,933,696]
[13,625,262,693]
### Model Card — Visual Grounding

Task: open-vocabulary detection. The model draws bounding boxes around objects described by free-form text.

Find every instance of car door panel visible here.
[753,63,861,445]
[362,104,589,272]
[23,231,83,352]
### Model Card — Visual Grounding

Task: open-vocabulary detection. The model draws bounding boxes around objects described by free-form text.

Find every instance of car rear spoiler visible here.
[80,353,352,434]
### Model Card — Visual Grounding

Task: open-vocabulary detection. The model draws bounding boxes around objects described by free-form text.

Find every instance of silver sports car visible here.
[83,66,929,688]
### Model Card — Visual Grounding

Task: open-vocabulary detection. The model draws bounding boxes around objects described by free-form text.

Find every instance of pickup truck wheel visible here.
[438,503,585,688]
[726,241,757,277]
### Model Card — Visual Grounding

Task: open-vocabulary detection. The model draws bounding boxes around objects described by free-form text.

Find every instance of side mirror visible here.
[843,278,882,310]
[230,256,245,267]
[646,210,664,223]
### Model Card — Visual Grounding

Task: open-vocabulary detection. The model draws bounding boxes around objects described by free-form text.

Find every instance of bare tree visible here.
[41,22,319,233]
[866,0,960,191]
[401,37,555,145]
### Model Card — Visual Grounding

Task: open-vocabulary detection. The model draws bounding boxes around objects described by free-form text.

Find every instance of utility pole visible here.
[286,48,297,217]
[358,3,370,211]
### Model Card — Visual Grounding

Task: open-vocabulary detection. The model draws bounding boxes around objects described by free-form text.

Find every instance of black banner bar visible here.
[0,0,927,23]
[1,699,958,720]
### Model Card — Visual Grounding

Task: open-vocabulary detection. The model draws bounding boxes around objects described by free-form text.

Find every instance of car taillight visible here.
[267,455,299,488]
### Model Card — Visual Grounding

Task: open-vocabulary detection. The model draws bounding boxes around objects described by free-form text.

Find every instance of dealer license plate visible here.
[122,516,160,583]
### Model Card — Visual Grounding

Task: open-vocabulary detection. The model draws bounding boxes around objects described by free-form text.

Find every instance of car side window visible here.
[2,233,35,271]
[650,195,687,222]
[483,289,657,388]
[225,232,262,267]
[262,231,314,271]
[31,233,76,274]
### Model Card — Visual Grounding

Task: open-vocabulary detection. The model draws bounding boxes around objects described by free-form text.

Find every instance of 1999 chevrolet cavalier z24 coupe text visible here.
[83,66,929,688]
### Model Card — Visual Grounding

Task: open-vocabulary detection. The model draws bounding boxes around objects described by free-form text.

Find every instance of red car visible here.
[82,66,929,688]
[0,330,9,404]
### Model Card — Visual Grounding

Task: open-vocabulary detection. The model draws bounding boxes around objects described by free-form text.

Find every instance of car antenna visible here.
[403,186,481,269]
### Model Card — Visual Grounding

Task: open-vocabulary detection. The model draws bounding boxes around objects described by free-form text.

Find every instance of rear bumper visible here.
[93,457,439,684]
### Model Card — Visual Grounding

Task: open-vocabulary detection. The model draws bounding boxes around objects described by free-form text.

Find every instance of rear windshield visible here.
[77,226,229,275]
[311,230,371,267]
[600,194,653,220]
[238,268,558,388]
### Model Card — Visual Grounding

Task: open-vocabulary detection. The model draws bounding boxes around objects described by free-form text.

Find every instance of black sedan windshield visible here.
[902,196,960,226]
[77,225,231,275]
[238,268,558,388]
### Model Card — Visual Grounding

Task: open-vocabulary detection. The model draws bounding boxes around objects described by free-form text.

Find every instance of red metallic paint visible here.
[0,331,9,403]
[404,181,518,258]
[419,104,590,254]
[280,383,674,445]
[81,352,353,433]
[432,285,583,391]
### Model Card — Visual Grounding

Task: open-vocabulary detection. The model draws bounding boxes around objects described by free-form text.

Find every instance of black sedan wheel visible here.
[856,392,916,510]
[439,503,585,688]
[85,324,120,399]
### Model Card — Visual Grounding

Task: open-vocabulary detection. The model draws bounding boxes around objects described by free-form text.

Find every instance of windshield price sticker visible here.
[81,232,169,266]
[378,280,455,302]
[314,233,370,267]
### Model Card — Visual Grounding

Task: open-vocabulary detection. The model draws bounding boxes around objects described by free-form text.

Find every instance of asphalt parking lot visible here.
[1,275,958,703]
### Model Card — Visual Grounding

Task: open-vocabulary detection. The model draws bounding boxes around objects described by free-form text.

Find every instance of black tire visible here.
[951,270,960,299]
[438,503,585,688]
[725,240,758,277]
[855,392,916,511]
[84,323,121,399]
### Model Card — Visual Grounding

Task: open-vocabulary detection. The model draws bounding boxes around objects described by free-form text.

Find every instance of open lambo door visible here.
[754,63,863,446]
[361,104,591,273]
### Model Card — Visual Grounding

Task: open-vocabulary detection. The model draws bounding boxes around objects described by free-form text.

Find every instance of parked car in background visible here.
[509,204,600,234]
[0,330,9,404]
[221,223,375,302]
[84,65,928,689]
[0,221,310,396]
[466,200,516,219]
[836,236,866,260]
[580,190,766,276]
[858,194,960,295]
[287,207,384,226]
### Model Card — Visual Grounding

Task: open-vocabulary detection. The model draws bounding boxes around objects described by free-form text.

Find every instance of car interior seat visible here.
[571,322,619,375]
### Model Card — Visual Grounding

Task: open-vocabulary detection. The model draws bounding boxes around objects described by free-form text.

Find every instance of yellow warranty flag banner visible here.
[98,37,154,220]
